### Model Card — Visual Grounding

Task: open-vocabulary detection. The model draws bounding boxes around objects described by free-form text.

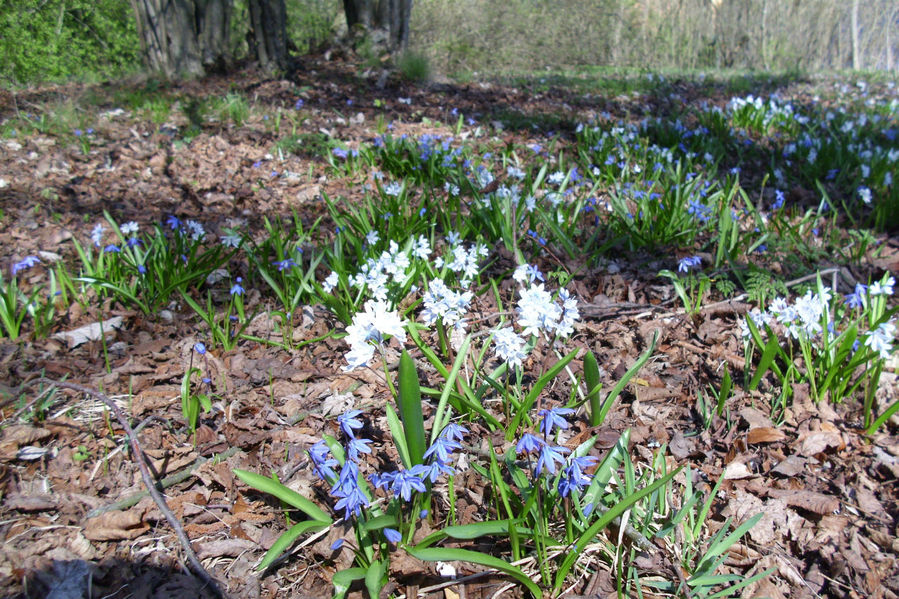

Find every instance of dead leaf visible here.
[195,538,257,560]
[796,431,843,456]
[723,460,755,480]
[52,316,123,348]
[83,509,149,541]
[771,455,806,477]
[768,489,840,515]
[747,426,787,444]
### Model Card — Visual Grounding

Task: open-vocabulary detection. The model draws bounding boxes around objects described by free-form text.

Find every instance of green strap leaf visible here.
[257,519,328,571]
[398,350,426,466]
[233,468,332,524]
[408,547,542,597]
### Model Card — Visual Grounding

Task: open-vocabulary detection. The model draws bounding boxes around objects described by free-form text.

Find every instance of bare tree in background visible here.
[130,0,231,78]
[248,0,288,73]
[343,0,413,52]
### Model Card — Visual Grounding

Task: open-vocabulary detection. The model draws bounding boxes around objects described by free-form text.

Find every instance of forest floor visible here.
[0,54,898,599]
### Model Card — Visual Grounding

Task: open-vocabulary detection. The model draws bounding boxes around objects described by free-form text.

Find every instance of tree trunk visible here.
[248,0,288,73]
[130,0,231,79]
[343,0,412,52]
[851,0,861,69]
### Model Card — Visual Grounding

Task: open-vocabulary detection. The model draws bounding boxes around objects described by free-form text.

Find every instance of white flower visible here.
[513,263,544,286]
[445,231,461,245]
[507,166,525,179]
[493,327,527,369]
[366,230,380,246]
[412,235,431,260]
[516,284,562,338]
[343,300,407,370]
[444,182,460,196]
[220,232,242,248]
[384,182,403,196]
[186,220,205,241]
[120,221,139,235]
[858,186,872,204]
[322,271,339,293]
[547,171,565,185]
[870,276,895,296]
[90,223,105,247]
[865,321,896,359]
[420,279,472,328]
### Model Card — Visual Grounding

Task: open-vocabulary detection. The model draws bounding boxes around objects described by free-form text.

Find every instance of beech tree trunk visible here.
[248,0,288,73]
[130,0,231,78]
[343,0,412,52]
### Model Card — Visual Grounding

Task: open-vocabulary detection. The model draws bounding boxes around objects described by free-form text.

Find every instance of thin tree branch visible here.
[32,378,228,599]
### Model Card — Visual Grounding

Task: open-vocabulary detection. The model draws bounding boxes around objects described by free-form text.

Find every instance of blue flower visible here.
[383,528,402,543]
[309,441,338,481]
[294,99,304,110]
[194,342,206,354]
[677,255,701,273]
[346,437,373,461]
[440,423,469,442]
[137,264,147,274]
[273,258,297,271]
[166,215,181,230]
[390,466,428,502]
[104,244,120,253]
[230,277,245,296]
[330,539,344,550]
[332,147,349,160]
[516,433,545,455]
[535,444,570,477]
[337,410,364,439]
[538,407,575,437]
[333,479,368,519]
[11,256,40,275]
[423,436,462,464]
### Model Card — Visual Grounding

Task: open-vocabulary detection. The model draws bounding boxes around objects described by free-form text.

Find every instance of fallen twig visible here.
[33,378,229,599]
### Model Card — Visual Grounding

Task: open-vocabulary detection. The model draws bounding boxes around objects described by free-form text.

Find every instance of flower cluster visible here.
[370,423,468,499]
[743,274,897,359]
[350,240,416,302]
[420,279,473,329]
[515,272,580,339]
[344,300,406,370]
[515,407,597,498]
[308,410,372,520]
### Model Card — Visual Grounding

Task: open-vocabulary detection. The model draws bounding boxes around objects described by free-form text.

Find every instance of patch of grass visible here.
[398,51,431,82]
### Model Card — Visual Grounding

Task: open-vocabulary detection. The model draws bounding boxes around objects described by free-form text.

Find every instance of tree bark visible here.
[248,0,288,73]
[343,0,412,52]
[130,0,231,79]
[851,0,861,69]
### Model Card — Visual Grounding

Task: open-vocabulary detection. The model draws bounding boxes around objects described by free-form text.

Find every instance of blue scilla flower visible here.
[441,423,468,443]
[138,265,147,274]
[390,466,428,502]
[333,479,368,519]
[332,147,348,160]
[346,437,373,461]
[11,256,40,276]
[230,277,245,296]
[274,258,296,271]
[309,441,338,481]
[538,407,575,437]
[194,342,206,354]
[104,244,120,253]
[166,215,181,230]
[678,255,702,273]
[535,444,570,477]
[337,410,364,439]
[369,470,397,492]
[421,459,455,483]
[423,436,462,464]
[384,528,402,543]
[844,283,867,309]
[516,433,544,455]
